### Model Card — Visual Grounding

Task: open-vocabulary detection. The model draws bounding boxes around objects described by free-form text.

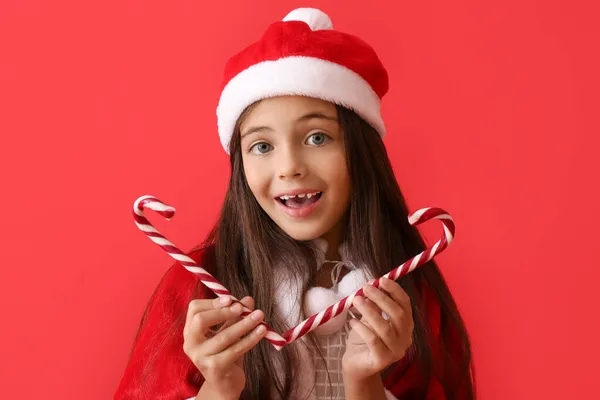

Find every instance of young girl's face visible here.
[240,96,351,242]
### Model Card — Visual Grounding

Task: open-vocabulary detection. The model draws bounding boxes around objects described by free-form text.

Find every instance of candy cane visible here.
[280,207,455,343]
[133,195,287,350]
[133,195,454,351]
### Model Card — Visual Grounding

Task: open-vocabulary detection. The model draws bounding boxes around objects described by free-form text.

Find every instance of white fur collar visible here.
[270,237,374,400]
[272,237,372,335]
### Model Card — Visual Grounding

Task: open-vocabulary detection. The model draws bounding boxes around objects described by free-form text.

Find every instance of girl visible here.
[115,8,476,400]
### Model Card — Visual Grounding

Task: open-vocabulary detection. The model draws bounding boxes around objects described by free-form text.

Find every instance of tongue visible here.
[287,195,318,209]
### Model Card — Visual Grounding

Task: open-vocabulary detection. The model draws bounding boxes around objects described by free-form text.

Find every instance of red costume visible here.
[115,247,464,399]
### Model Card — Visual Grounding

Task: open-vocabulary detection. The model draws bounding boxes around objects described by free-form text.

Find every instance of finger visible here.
[240,296,255,310]
[185,297,232,336]
[202,309,265,355]
[363,283,405,327]
[360,298,384,327]
[220,296,255,331]
[363,297,384,315]
[228,297,254,369]
[375,279,415,352]
[353,294,397,351]
[378,278,413,316]
[211,320,268,366]
[187,297,232,320]
[185,302,245,345]
[348,318,389,361]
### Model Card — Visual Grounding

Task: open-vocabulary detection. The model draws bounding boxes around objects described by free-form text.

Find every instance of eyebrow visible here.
[240,111,338,140]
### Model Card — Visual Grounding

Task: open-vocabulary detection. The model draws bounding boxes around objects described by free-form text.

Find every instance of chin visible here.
[278,223,329,242]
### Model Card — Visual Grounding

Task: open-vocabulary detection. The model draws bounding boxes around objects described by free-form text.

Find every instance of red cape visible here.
[115,249,454,399]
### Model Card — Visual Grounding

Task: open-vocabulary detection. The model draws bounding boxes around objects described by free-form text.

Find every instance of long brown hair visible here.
[137,102,477,399]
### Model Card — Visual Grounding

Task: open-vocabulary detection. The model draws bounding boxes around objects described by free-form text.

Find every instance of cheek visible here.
[335,173,352,208]
[326,155,351,195]
[242,160,270,200]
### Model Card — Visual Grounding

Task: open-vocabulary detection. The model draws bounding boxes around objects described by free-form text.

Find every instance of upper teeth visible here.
[280,192,320,200]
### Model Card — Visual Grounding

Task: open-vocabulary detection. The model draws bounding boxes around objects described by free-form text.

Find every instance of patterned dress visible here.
[311,312,353,399]
[271,239,397,400]
[309,260,358,400]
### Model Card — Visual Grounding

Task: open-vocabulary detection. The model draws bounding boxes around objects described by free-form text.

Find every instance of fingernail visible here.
[255,325,266,335]
[250,310,263,321]
[219,297,229,305]
[230,303,242,314]
[354,296,365,306]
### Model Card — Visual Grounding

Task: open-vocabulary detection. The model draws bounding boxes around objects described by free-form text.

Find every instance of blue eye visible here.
[250,142,272,155]
[306,133,330,146]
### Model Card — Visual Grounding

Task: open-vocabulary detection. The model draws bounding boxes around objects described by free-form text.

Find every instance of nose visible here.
[277,145,307,180]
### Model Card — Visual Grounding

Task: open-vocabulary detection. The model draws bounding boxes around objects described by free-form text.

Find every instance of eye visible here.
[249,142,272,155]
[306,132,330,146]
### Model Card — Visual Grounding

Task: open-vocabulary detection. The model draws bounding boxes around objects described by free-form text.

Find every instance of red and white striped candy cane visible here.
[133,195,454,351]
[133,195,287,350]
[280,207,455,344]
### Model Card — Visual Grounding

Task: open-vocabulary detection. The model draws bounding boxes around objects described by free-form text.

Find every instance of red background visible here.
[1,0,598,398]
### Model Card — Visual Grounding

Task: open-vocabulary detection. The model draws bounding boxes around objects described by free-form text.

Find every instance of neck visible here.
[319,218,345,260]
[321,231,341,261]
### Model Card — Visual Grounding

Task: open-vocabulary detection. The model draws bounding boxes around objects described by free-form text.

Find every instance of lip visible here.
[273,188,322,198]
[275,192,323,218]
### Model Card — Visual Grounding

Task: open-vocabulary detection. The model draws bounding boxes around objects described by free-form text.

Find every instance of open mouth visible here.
[277,191,323,209]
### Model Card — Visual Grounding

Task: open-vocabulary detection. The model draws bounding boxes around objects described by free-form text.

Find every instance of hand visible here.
[342,278,414,381]
[183,296,267,398]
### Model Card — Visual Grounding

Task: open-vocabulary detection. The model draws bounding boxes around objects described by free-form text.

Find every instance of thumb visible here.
[238,296,255,312]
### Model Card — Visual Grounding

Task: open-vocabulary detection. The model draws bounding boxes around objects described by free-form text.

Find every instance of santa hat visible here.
[216,8,389,153]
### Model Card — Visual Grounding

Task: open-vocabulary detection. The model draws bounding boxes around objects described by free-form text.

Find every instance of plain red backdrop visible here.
[1,0,599,398]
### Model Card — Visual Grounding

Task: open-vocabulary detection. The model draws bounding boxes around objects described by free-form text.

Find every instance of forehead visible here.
[240,96,338,130]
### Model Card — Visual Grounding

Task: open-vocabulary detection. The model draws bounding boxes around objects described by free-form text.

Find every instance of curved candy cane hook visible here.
[281,207,455,343]
[133,195,287,350]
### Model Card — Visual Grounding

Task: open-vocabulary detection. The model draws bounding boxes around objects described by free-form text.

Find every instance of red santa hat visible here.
[216,7,389,153]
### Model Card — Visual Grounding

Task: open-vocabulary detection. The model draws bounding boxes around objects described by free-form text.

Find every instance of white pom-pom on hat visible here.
[282,8,333,31]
